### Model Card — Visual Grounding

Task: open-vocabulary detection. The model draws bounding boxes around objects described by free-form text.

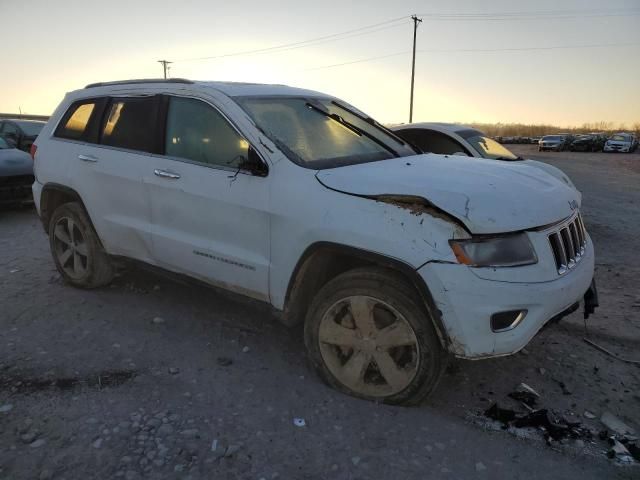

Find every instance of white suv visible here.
[32,79,598,405]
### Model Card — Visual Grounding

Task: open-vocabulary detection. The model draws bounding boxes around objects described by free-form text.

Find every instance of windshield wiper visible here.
[305,103,398,157]
[330,101,409,148]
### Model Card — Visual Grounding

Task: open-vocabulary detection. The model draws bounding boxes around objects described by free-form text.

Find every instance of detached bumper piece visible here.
[0,175,34,205]
[584,278,599,319]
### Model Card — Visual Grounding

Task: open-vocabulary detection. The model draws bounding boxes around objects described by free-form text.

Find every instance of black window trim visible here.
[98,95,162,154]
[156,93,269,176]
[399,128,473,157]
[53,97,106,142]
[48,92,269,176]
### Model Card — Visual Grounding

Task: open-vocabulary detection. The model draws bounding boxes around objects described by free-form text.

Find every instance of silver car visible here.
[391,122,577,190]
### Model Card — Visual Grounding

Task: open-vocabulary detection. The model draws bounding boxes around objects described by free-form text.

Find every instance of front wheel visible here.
[304,267,447,405]
[48,202,114,288]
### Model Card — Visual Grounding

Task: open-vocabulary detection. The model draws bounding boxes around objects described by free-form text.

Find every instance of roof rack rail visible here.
[84,78,193,89]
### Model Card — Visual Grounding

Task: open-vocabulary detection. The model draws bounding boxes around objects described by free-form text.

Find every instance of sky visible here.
[1,0,639,126]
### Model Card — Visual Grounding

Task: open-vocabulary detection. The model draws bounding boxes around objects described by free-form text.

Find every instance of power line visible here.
[305,42,640,71]
[414,8,640,20]
[171,8,638,64]
[175,16,409,62]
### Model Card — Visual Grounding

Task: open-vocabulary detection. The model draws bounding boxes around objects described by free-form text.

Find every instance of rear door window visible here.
[100,96,160,153]
[55,100,102,141]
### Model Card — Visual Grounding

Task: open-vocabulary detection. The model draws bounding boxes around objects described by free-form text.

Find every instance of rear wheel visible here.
[49,202,114,288]
[304,267,447,405]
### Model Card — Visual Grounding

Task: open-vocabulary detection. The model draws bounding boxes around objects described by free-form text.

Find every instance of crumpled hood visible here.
[316,154,580,234]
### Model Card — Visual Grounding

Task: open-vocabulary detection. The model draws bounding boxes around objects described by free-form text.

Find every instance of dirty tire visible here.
[304,267,447,406]
[48,202,114,288]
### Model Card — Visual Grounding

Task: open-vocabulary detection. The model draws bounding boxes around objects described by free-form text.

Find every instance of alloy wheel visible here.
[53,217,89,279]
[318,296,420,397]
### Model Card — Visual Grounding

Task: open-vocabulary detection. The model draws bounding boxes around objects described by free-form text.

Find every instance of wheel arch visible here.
[281,241,451,349]
[39,183,98,240]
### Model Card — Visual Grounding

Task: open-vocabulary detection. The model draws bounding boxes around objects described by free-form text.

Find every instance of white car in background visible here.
[391,123,578,192]
[604,133,637,153]
[32,80,597,405]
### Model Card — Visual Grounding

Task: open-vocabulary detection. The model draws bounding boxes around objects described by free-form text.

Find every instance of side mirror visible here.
[240,146,268,177]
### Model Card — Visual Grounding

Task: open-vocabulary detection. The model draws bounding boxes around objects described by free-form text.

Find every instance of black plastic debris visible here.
[513,409,589,442]
[627,443,640,462]
[554,379,572,396]
[485,405,592,443]
[508,383,540,407]
[484,403,517,425]
[216,357,233,367]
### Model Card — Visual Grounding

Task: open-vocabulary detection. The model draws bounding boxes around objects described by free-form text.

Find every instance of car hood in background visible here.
[0,148,33,176]
[315,154,580,234]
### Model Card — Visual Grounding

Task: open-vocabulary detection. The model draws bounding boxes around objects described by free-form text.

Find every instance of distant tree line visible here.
[468,121,640,137]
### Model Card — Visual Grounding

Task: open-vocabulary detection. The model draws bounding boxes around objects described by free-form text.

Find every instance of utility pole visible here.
[158,60,172,79]
[409,15,422,123]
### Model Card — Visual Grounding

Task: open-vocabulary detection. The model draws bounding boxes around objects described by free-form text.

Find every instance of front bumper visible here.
[418,238,595,359]
[604,145,630,152]
[0,174,35,205]
[571,144,590,151]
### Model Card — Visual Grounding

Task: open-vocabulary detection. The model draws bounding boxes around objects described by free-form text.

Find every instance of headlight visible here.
[449,233,538,267]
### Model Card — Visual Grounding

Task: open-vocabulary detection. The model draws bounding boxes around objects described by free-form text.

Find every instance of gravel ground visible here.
[1,146,638,479]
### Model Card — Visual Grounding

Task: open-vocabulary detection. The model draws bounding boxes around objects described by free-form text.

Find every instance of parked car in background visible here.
[0,136,34,205]
[570,134,605,152]
[31,79,596,405]
[530,136,542,144]
[391,123,577,191]
[539,135,571,152]
[604,133,637,153]
[0,119,46,153]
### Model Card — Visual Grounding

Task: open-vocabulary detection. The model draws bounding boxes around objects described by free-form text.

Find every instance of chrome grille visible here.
[548,214,587,275]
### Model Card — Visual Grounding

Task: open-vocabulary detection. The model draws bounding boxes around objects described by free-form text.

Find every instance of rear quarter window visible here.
[55,100,103,141]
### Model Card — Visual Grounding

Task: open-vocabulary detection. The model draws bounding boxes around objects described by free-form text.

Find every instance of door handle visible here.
[154,169,181,179]
[78,154,98,162]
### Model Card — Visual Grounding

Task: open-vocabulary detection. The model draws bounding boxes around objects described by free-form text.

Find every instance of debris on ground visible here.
[241,346,250,353]
[583,338,640,365]
[513,409,591,442]
[600,411,635,437]
[552,378,572,396]
[482,393,639,464]
[607,438,635,464]
[484,404,516,425]
[293,418,306,427]
[627,443,640,462]
[508,383,540,407]
[216,357,233,367]
[152,316,165,324]
[167,367,180,375]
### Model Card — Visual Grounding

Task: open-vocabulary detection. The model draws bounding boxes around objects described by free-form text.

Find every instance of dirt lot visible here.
[1,145,639,479]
